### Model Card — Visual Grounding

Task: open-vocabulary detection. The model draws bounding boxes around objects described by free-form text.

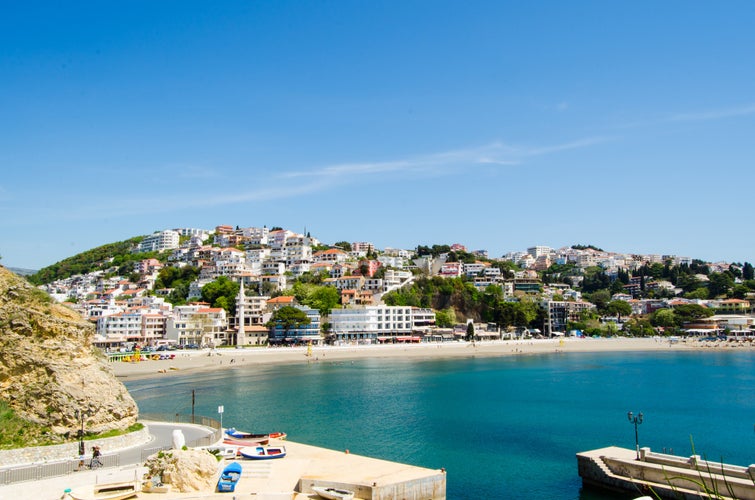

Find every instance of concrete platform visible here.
[0,440,446,500]
[577,445,755,500]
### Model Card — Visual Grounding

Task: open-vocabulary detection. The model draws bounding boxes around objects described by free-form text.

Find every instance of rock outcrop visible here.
[0,265,138,443]
[143,448,220,492]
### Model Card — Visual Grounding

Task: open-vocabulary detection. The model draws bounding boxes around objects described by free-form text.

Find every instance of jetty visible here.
[577,446,755,500]
[0,424,446,499]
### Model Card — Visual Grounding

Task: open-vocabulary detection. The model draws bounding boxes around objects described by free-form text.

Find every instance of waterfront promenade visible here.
[0,420,446,499]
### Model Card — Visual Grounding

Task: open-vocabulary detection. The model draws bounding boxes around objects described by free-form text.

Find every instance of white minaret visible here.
[236,280,245,346]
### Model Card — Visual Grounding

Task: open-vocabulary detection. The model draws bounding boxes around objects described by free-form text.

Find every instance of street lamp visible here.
[627,411,643,460]
[74,409,87,457]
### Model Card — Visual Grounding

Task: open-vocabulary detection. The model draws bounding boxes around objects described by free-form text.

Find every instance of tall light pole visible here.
[74,409,87,457]
[627,411,643,460]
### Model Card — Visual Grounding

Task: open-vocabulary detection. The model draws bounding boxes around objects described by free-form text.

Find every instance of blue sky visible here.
[2,1,755,270]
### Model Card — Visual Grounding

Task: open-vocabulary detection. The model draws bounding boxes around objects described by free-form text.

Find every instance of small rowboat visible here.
[312,486,355,500]
[225,428,268,440]
[238,445,287,460]
[217,461,242,492]
[226,427,287,440]
[224,435,270,446]
[69,480,140,500]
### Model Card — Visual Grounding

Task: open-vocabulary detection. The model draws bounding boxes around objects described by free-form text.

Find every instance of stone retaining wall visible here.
[0,427,150,466]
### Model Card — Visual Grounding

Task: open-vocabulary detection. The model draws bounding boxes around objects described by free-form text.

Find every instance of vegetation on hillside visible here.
[28,237,152,285]
[24,233,755,339]
[0,400,52,449]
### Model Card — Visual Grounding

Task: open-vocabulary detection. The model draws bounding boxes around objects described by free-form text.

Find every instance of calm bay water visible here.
[125,350,755,499]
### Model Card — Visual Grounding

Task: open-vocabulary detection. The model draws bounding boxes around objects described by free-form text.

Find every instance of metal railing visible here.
[1,454,119,485]
[1,413,219,486]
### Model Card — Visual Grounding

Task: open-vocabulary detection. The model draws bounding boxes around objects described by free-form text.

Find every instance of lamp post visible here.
[627,411,643,460]
[74,409,87,457]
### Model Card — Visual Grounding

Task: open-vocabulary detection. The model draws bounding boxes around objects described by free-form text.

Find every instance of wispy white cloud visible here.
[5,136,608,225]
[282,138,609,180]
[668,103,755,122]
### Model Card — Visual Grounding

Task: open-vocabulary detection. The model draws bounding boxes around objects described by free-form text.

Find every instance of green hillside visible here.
[27,236,155,285]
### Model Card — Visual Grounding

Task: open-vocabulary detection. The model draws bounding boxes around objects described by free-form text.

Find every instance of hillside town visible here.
[36,225,755,351]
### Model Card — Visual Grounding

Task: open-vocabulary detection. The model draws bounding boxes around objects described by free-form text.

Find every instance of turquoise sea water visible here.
[125,350,755,499]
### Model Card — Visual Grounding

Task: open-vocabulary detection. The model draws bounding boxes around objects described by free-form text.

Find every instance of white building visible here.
[328,305,414,343]
[138,230,180,253]
[165,305,228,347]
[527,246,552,258]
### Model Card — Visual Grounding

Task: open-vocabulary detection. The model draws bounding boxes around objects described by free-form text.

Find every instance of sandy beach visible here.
[110,337,727,381]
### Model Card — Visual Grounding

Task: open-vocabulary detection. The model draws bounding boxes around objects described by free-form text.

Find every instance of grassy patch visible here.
[0,401,145,450]
[0,400,51,449]
[94,423,144,440]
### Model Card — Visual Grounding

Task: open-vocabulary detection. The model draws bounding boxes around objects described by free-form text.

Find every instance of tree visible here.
[743,262,754,281]
[708,272,735,298]
[435,308,456,328]
[684,288,709,300]
[466,322,475,341]
[266,306,311,336]
[586,290,612,312]
[308,286,340,316]
[673,303,714,323]
[605,300,632,320]
[333,241,352,252]
[201,276,240,315]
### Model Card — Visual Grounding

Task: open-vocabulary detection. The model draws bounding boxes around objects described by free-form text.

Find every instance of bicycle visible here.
[89,457,103,469]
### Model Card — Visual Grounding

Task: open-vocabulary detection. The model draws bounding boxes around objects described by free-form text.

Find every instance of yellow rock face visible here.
[0,266,139,442]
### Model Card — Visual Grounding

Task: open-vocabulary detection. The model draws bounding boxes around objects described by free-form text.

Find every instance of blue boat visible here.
[217,461,242,492]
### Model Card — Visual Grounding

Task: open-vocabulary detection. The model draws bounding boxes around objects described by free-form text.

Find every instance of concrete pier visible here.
[237,440,446,499]
[577,446,755,500]
[0,439,446,500]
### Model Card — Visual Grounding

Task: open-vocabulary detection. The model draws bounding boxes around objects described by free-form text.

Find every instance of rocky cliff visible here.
[0,265,138,445]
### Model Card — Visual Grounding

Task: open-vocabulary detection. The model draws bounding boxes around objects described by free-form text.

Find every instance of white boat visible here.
[312,485,355,500]
[238,445,287,460]
[197,443,240,459]
[69,480,140,500]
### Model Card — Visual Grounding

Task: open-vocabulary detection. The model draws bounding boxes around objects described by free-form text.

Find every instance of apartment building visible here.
[352,242,375,254]
[267,305,322,345]
[96,309,168,345]
[165,304,228,347]
[313,248,348,264]
[138,230,180,253]
[328,305,414,343]
[544,300,596,335]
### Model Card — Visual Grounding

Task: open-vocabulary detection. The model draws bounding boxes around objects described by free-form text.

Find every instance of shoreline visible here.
[110,337,735,381]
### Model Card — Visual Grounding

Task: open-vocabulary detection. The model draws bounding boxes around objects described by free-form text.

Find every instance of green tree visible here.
[605,300,632,320]
[623,318,655,337]
[466,322,475,341]
[673,303,714,323]
[435,308,456,328]
[266,306,311,335]
[708,272,735,298]
[731,284,749,300]
[684,288,709,300]
[333,241,352,252]
[201,276,240,315]
[743,262,754,281]
[586,290,612,312]
[308,286,340,316]
[651,308,677,328]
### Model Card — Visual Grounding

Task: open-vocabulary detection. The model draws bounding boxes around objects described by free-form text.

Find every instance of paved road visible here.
[117,421,218,465]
